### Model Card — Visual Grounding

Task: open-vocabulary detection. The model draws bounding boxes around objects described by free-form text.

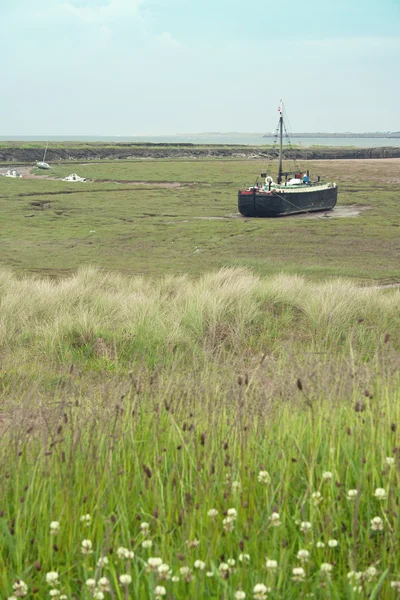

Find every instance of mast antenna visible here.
[278,100,283,184]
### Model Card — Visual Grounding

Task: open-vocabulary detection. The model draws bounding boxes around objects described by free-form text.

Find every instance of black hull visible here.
[238,186,338,218]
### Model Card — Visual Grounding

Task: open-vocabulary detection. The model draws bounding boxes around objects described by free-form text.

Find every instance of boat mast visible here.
[278,100,283,183]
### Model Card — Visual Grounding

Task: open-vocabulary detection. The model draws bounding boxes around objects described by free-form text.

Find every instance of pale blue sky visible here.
[1,0,399,135]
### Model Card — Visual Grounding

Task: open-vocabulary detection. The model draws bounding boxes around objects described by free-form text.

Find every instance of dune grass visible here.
[1,268,400,598]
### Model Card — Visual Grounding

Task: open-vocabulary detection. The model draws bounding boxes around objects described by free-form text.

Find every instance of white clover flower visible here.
[142,540,153,549]
[97,577,111,592]
[365,566,378,581]
[269,512,281,527]
[49,591,60,598]
[297,549,310,563]
[239,553,250,562]
[194,560,206,570]
[347,571,363,583]
[300,521,312,533]
[328,539,339,548]
[60,596,68,600]
[223,516,235,531]
[320,563,333,575]
[117,547,134,560]
[227,508,238,519]
[119,574,132,585]
[370,516,384,531]
[80,514,91,526]
[235,592,246,600]
[316,541,325,548]
[311,491,322,505]
[253,583,270,599]
[227,558,236,568]
[386,457,395,466]
[347,489,358,500]
[85,579,96,590]
[93,592,104,600]
[218,562,230,573]
[46,572,59,586]
[81,539,93,555]
[7,596,18,600]
[206,571,214,578]
[258,471,271,484]
[207,508,218,517]
[50,521,60,535]
[322,471,333,481]
[147,557,163,571]
[374,488,387,500]
[179,566,193,582]
[232,481,241,491]
[292,567,306,582]
[12,580,28,597]
[265,559,278,570]
[140,522,150,534]
[157,564,172,580]
[154,586,166,598]
[391,581,400,590]
[171,576,180,582]
[97,556,109,568]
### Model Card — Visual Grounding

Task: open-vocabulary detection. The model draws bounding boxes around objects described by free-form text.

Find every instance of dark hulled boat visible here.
[238,102,338,217]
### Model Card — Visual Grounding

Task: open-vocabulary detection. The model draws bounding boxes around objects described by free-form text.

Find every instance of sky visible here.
[1,0,399,135]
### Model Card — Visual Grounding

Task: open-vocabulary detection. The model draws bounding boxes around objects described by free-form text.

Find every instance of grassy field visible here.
[1,158,399,281]
[1,157,400,598]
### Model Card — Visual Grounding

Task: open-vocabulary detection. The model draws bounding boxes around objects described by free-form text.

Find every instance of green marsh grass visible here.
[1,268,400,598]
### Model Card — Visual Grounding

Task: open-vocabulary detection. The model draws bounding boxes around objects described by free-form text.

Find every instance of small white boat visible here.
[5,169,22,178]
[37,141,51,169]
[62,173,86,182]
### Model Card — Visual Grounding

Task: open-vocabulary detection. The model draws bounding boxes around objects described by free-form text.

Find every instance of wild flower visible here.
[49,591,61,598]
[223,516,235,531]
[218,562,230,574]
[371,516,384,531]
[81,539,93,555]
[364,566,378,581]
[97,577,111,592]
[60,596,68,600]
[194,560,206,570]
[50,521,60,535]
[140,522,150,534]
[142,540,153,549]
[292,567,306,582]
[235,591,246,600]
[80,514,91,526]
[386,457,395,466]
[347,489,358,500]
[46,572,59,586]
[97,556,109,568]
[322,471,333,482]
[157,564,172,580]
[117,547,134,560]
[239,553,250,562]
[227,558,236,568]
[253,583,270,599]
[179,566,193,582]
[232,481,241,491]
[227,508,238,519]
[171,576,180,582]
[320,563,333,578]
[187,538,200,548]
[12,580,28,597]
[391,581,400,590]
[207,508,218,517]
[154,586,166,599]
[316,541,325,548]
[147,558,163,571]
[297,549,310,563]
[300,521,312,533]
[93,592,104,600]
[269,512,281,527]
[206,572,214,578]
[311,491,322,505]
[374,488,387,500]
[328,539,338,548]
[258,471,271,484]
[265,559,278,570]
[119,574,132,586]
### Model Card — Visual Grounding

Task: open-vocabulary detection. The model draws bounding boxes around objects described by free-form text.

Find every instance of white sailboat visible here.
[37,141,51,169]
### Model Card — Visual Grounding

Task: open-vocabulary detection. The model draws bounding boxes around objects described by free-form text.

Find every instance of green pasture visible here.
[1,158,399,281]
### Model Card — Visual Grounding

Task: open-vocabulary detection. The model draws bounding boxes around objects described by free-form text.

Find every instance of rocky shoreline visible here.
[0,144,399,164]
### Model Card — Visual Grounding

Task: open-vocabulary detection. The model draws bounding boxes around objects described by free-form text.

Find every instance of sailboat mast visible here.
[278,100,283,183]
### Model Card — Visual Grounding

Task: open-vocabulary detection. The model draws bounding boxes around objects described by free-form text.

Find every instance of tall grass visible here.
[1,268,400,598]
